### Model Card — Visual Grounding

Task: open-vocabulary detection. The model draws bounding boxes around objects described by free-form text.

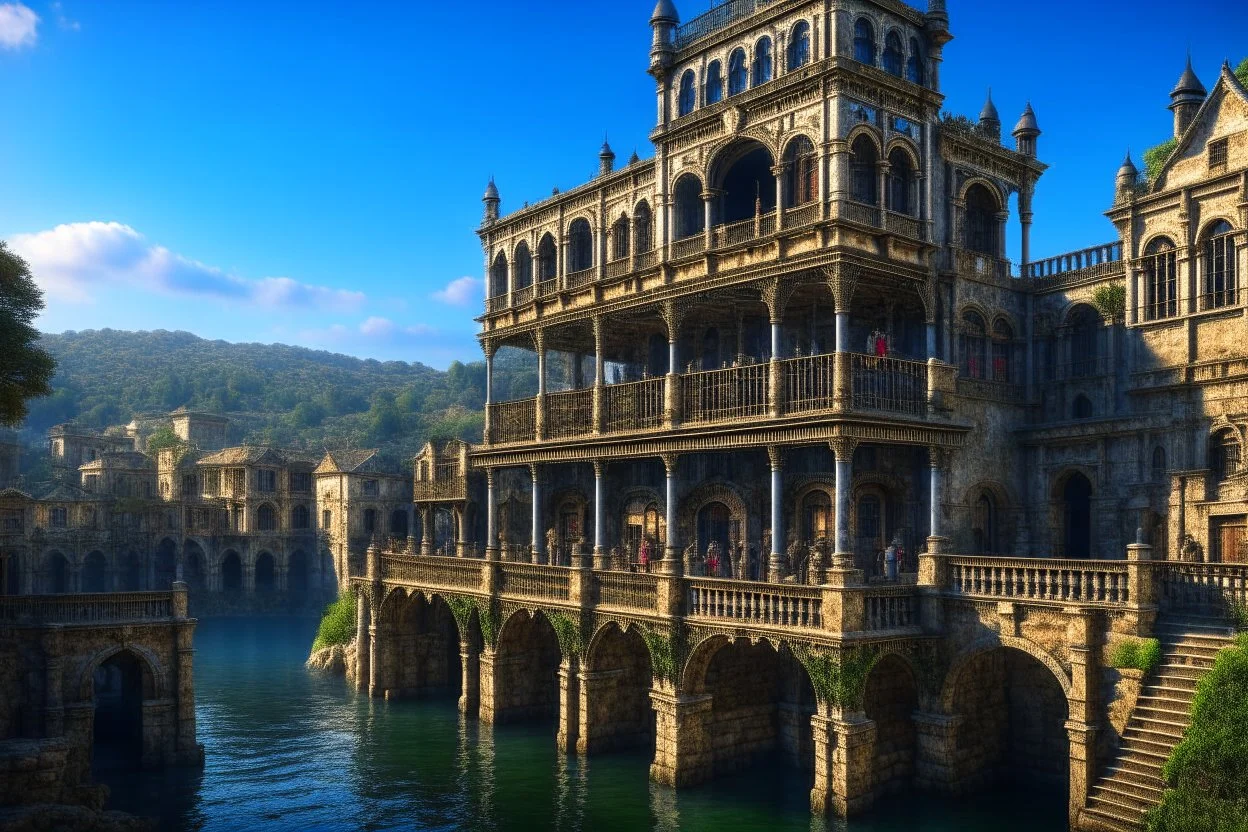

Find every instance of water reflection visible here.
[97,617,1066,832]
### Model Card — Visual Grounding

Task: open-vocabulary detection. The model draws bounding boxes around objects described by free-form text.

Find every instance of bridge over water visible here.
[354,541,1246,830]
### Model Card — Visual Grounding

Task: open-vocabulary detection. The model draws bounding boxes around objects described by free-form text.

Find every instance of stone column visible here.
[1124,532,1158,634]
[534,329,547,440]
[530,463,543,564]
[810,708,878,816]
[662,301,683,429]
[592,315,605,434]
[660,453,681,575]
[483,343,495,444]
[556,656,581,754]
[477,648,500,724]
[830,438,857,570]
[912,712,961,791]
[593,460,609,570]
[700,190,716,249]
[485,468,498,560]
[768,446,786,582]
[649,688,713,787]
[829,265,855,413]
[354,585,370,693]
[928,447,947,546]
[458,637,480,716]
[772,163,786,229]
[1065,606,1100,829]
[42,626,65,738]
[769,317,784,418]
[367,594,382,698]
[421,505,433,556]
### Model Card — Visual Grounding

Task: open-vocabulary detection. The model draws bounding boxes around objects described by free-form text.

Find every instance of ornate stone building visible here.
[406,2,1248,580]
[0,411,412,607]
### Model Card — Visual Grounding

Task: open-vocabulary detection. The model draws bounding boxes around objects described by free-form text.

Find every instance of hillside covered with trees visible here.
[19,329,542,467]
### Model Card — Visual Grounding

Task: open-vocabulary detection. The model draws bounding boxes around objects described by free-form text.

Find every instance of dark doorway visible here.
[1062,474,1093,558]
[697,502,734,575]
[93,652,144,769]
[222,551,242,592]
[155,539,177,588]
[255,552,275,592]
[83,551,109,593]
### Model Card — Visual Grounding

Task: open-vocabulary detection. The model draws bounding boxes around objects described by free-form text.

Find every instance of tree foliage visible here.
[1092,283,1127,320]
[311,593,356,652]
[1147,634,1248,831]
[1144,138,1179,182]
[1236,58,1248,88]
[0,242,56,426]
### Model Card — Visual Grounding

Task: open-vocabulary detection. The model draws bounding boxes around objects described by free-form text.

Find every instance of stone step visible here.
[1155,616,1236,633]
[1121,732,1179,754]
[1115,741,1172,763]
[1127,710,1189,730]
[1148,677,1198,694]
[1093,780,1162,807]
[1103,764,1164,789]
[1156,662,1205,678]
[1087,792,1148,819]
[1157,632,1235,649]
[1124,722,1185,742]
[1081,806,1142,832]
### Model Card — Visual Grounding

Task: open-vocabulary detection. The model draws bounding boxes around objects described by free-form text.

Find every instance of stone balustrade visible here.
[1158,561,1248,612]
[498,562,573,601]
[686,577,823,629]
[0,589,180,625]
[595,571,660,611]
[943,556,1131,605]
[863,585,917,631]
[381,555,483,592]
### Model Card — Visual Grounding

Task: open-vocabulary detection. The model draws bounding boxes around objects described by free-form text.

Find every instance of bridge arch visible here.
[679,634,816,784]
[581,621,654,754]
[862,652,921,795]
[488,608,561,725]
[938,637,1071,791]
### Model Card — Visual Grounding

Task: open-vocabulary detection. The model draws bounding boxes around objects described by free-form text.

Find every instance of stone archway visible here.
[679,482,748,560]
[678,635,817,787]
[220,551,242,593]
[937,642,1071,793]
[485,609,561,725]
[580,622,654,754]
[88,648,158,770]
[862,653,920,796]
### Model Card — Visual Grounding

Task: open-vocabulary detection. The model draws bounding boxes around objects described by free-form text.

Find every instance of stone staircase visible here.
[1081,615,1236,832]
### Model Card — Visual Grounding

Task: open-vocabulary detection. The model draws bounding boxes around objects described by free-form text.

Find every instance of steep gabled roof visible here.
[315,449,387,475]
[0,487,32,501]
[1155,62,1248,188]
[195,446,318,467]
[33,482,100,503]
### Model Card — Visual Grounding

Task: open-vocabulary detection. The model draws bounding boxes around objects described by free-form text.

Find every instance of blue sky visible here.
[1,0,1244,369]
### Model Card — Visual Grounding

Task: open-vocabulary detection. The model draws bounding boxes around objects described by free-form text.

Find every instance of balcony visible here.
[1026,242,1122,290]
[952,248,1013,282]
[485,354,955,446]
[412,475,467,503]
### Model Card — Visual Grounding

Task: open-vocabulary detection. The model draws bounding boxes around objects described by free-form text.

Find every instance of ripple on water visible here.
[95,617,1068,832]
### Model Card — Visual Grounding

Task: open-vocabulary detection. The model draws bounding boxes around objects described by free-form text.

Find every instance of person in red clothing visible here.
[638,537,651,573]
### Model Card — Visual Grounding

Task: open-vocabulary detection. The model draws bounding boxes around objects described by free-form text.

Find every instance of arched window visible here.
[1143,236,1177,320]
[256,503,276,532]
[850,135,879,205]
[886,147,914,215]
[972,492,996,554]
[991,319,1013,382]
[513,242,532,289]
[705,61,723,105]
[906,38,924,84]
[673,176,705,240]
[1069,305,1101,377]
[787,21,811,70]
[678,70,696,117]
[537,234,557,282]
[363,508,377,535]
[1211,429,1242,480]
[567,218,593,273]
[752,37,772,86]
[1072,395,1094,419]
[488,252,507,298]
[964,184,999,255]
[961,310,987,380]
[783,136,817,207]
[291,504,309,529]
[634,202,653,252]
[611,215,630,261]
[853,18,875,65]
[1202,220,1237,309]
[728,48,748,96]
[716,140,776,224]
[882,31,904,76]
[1152,446,1167,481]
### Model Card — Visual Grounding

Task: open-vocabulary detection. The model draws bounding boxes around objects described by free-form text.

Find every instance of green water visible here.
[98,617,1068,831]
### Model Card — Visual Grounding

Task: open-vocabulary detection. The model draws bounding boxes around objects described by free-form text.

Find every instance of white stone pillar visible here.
[486,468,498,558]
[926,321,937,360]
[768,446,785,582]
[929,449,943,539]
[831,438,856,569]
[593,460,607,568]
[530,463,543,563]
[661,453,681,574]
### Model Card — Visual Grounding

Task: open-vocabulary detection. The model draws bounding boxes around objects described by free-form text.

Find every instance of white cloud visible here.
[432,275,482,306]
[8,221,365,310]
[51,2,78,31]
[0,3,38,49]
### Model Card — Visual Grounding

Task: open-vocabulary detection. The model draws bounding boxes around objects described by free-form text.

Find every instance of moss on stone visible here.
[1109,637,1161,673]
[311,592,355,652]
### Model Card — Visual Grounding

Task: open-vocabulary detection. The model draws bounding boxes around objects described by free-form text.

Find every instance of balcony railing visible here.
[1026,242,1121,282]
[537,278,558,298]
[783,202,819,229]
[382,555,482,590]
[0,591,176,624]
[512,284,534,306]
[566,267,595,290]
[604,378,665,432]
[604,257,631,279]
[884,210,924,240]
[1158,562,1248,612]
[837,199,880,227]
[954,248,1013,281]
[850,354,927,416]
[946,556,1129,605]
[635,249,658,270]
[686,577,822,629]
[413,475,467,502]
[595,571,659,612]
[783,353,835,413]
[675,0,773,48]
[489,397,537,444]
[712,211,776,248]
[545,388,593,439]
[863,586,917,631]
[681,363,770,424]
[499,562,570,601]
[670,235,706,260]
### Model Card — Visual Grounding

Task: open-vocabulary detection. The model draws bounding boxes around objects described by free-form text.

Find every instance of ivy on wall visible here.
[1144,138,1179,182]
[1092,283,1127,320]
[641,626,678,683]
[546,611,585,659]
[799,647,880,709]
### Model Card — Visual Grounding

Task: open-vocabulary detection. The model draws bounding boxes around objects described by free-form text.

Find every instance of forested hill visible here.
[22,329,509,467]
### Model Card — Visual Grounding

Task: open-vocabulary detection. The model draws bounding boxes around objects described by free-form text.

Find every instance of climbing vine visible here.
[444,595,475,636]
[799,647,880,709]
[641,626,678,683]
[1092,283,1127,321]
[546,611,585,658]
[477,600,501,648]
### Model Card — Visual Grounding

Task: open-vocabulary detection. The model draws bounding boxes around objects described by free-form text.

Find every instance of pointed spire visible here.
[1117,150,1138,177]
[650,0,678,23]
[1171,53,1206,98]
[979,88,1000,123]
[482,176,499,201]
[628,148,640,165]
[1012,101,1039,135]
[598,136,616,176]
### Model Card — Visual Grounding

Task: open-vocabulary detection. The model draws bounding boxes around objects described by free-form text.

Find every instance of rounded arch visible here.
[881,29,904,76]
[220,549,242,592]
[536,232,558,282]
[75,642,167,703]
[632,199,654,253]
[488,250,508,299]
[610,212,631,261]
[782,133,818,208]
[939,637,1071,715]
[582,621,655,752]
[705,59,723,105]
[512,240,533,290]
[848,129,881,205]
[678,481,749,544]
[884,136,920,170]
[905,36,924,84]
[566,216,594,273]
[254,551,276,592]
[751,35,773,86]
[43,549,70,594]
[957,177,1006,208]
[82,550,109,593]
[256,501,277,532]
[493,607,562,725]
[1209,424,1243,480]
[672,173,705,241]
[727,47,748,96]
[845,124,883,155]
[677,68,697,117]
[708,138,777,225]
[852,16,876,64]
[863,652,921,790]
[1198,217,1236,240]
[786,19,811,70]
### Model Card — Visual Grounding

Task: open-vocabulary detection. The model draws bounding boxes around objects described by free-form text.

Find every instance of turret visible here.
[1115,152,1139,201]
[1168,56,1206,138]
[922,0,952,90]
[978,90,1001,141]
[649,0,678,76]
[482,178,500,224]
[598,139,615,177]
[1012,102,1040,157]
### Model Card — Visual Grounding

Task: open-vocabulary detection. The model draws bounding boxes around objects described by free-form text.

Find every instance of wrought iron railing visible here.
[675,0,773,49]
[783,353,835,413]
[512,284,534,306]
[604,379,665,432]
[412,476,467,502]
[489,397,536,444]
[837,199,880,227]
[850,354,927,416]
[566,267,595,289]
[382,555,482,590]
[884,210,923,240]
[604,257,631,279]
[954,248,1013,281]
[536,278,558,298]
[545,388,593,439]
[594,571,659,612]
[783,202,819,229]
[498,562,570,601]
[670,235,706,260]
[634,249,658,270]
[1158,562,1248,613]
[681,363,769,424]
